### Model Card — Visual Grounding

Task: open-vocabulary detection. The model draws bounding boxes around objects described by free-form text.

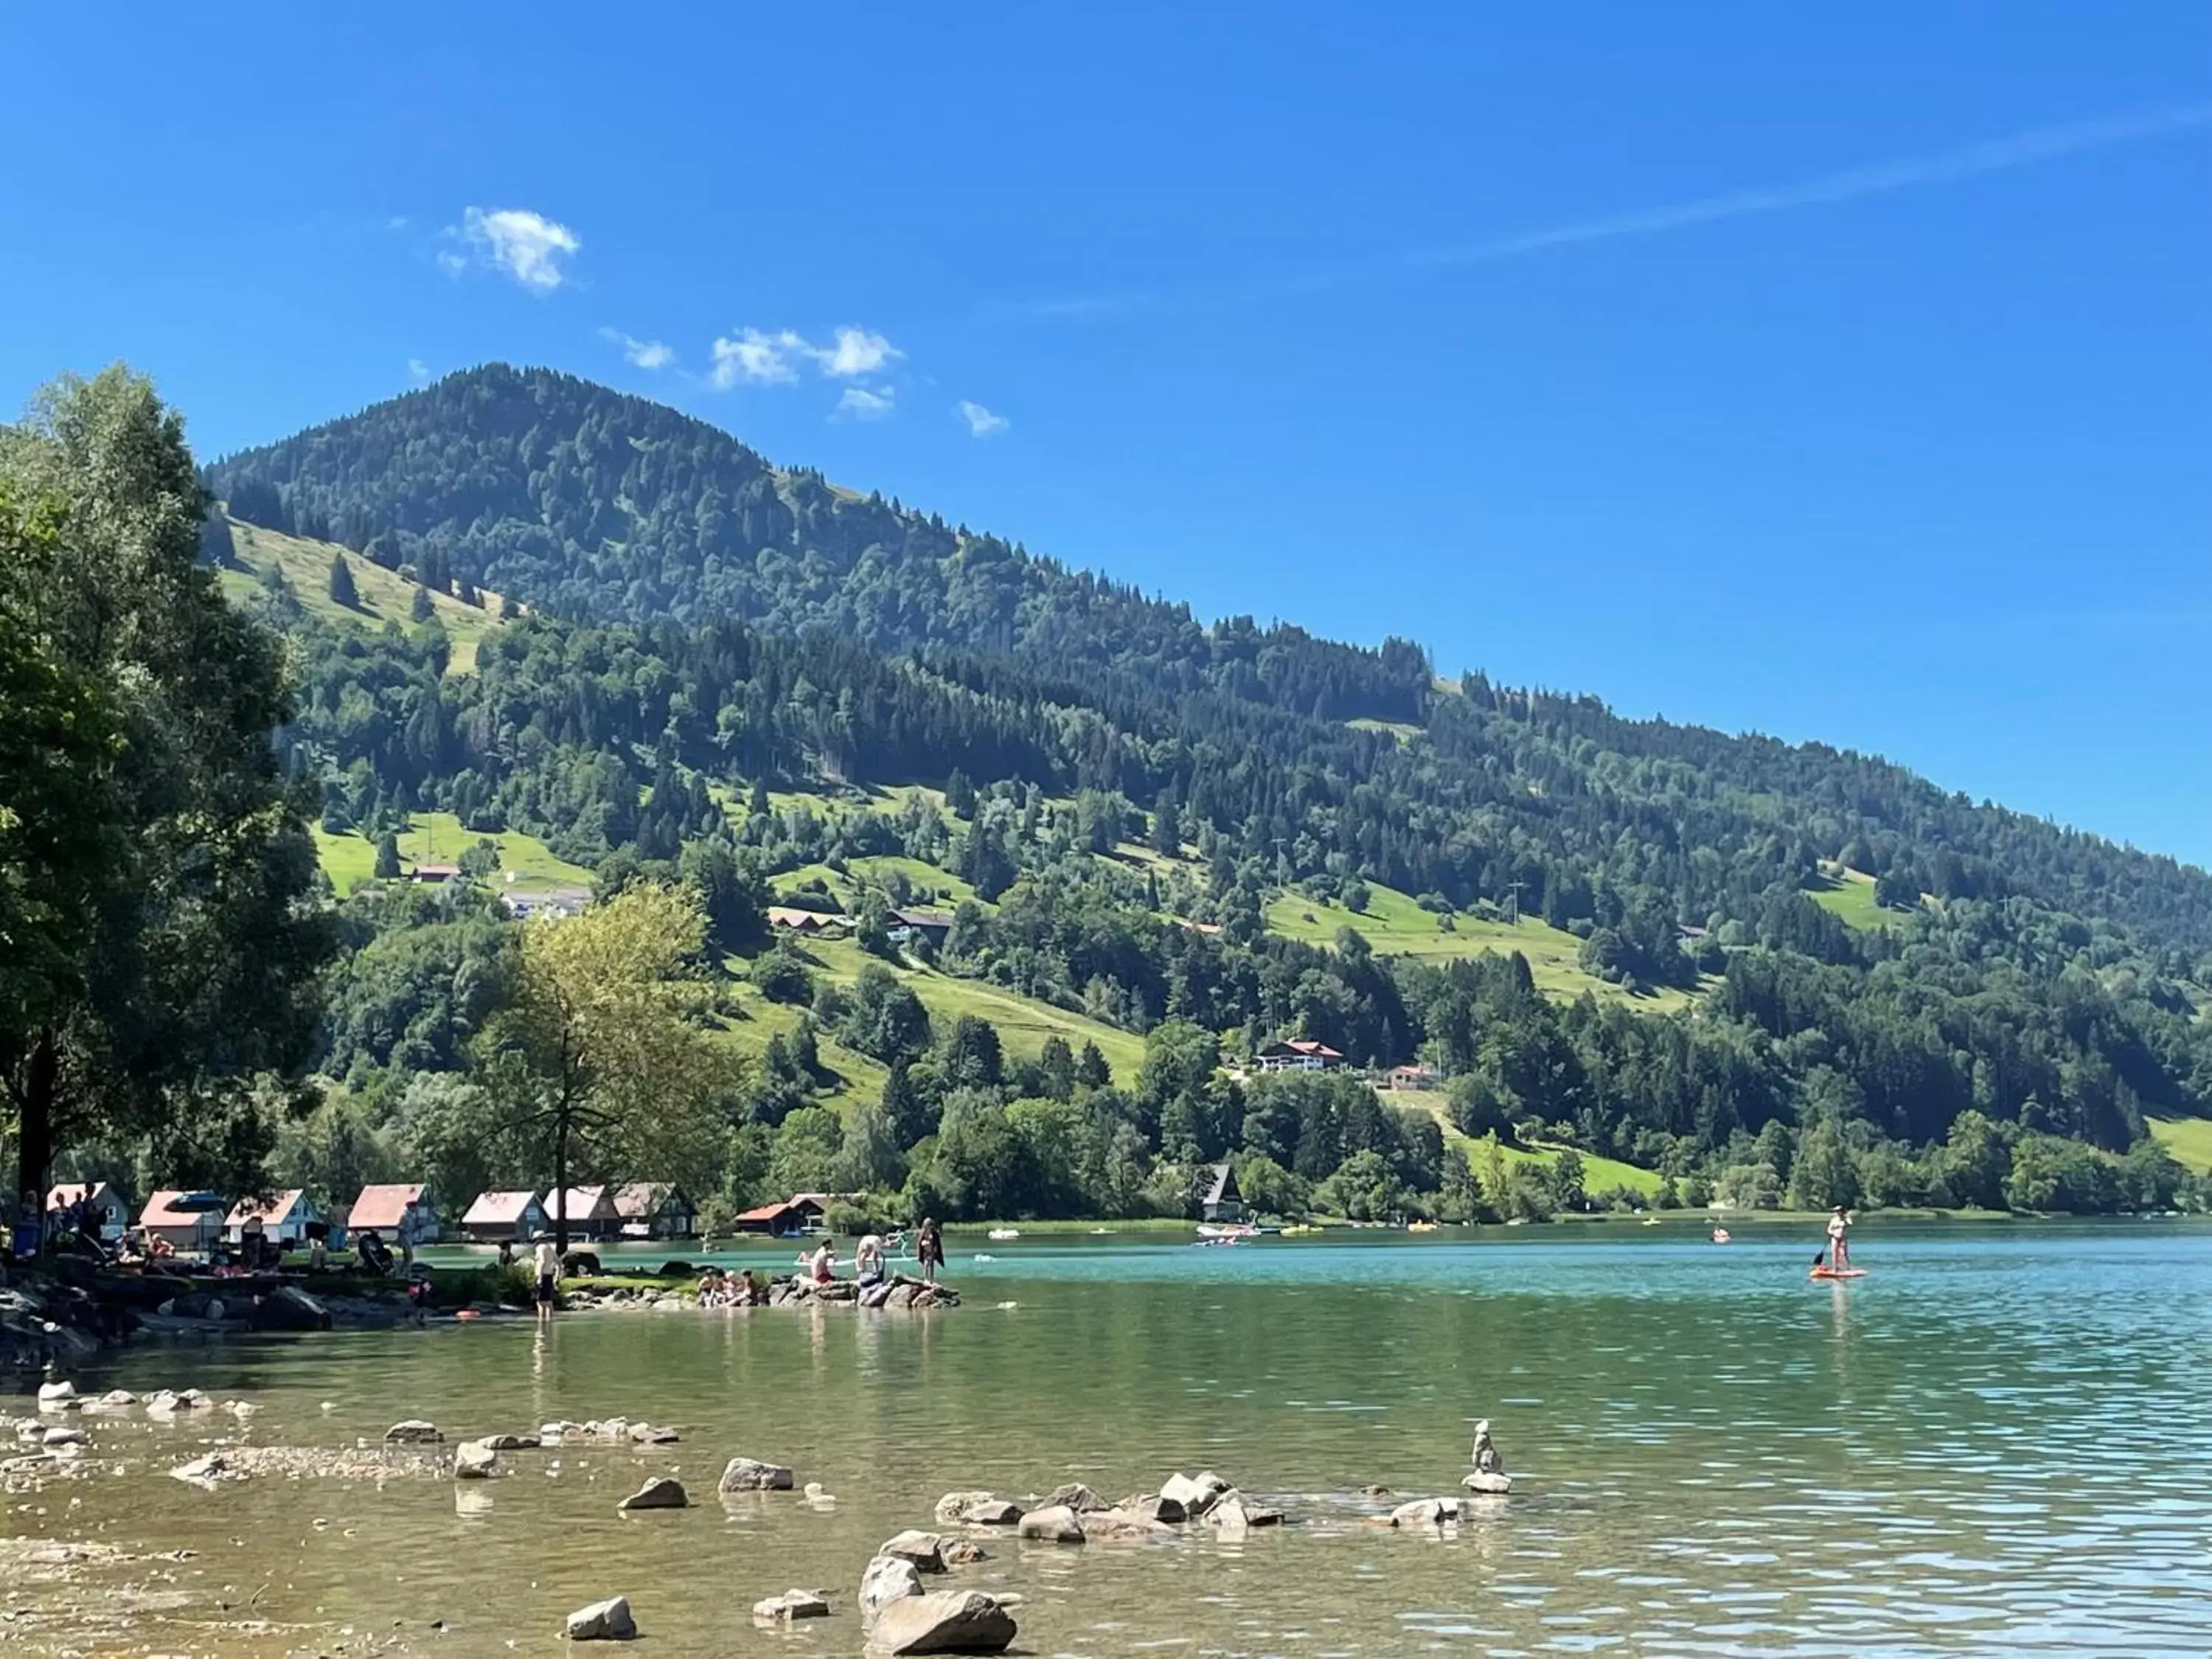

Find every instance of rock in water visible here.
[860,1554,925,1627]
[385,1420,443,1444]
[1462,1470,1513,1495]
[864,1590,1017,1655]
[879,1529,948,1572]
[256,1285,331,1331]
[1015,1504,1085,1543]
[719,1455,795,1492]
[1118,1492,1186,1523]
[619,1475,691,1511]
[36,1381,75,1406]
[1388,1497,1461,1528]
[1161,1471,1229,1517]
[1044,1481,1107,1513]
[481,1432,540,1451]
[453,1441,498,1480]
[936,1491,1022,1526]
[1077,1509,1175,1541]
[628,1423,680,1444]
[566,1597,637,1641]
[754,1589,831,1624]
[1205,1493,1253,1532]
[940,1540,990,1566]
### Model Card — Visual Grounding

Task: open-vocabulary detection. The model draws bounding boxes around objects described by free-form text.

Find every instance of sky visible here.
[5,3,2208,865]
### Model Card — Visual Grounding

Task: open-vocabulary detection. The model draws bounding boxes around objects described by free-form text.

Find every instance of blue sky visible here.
[7,3,2208,864]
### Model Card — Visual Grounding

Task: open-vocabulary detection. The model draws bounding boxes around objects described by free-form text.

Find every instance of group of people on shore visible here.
[799,1218,946,1290]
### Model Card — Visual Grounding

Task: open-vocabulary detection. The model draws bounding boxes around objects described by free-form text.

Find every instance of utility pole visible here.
[1504,880,1525,926]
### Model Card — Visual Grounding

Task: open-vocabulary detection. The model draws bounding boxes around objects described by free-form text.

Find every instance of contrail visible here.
[1012,103,2212,318]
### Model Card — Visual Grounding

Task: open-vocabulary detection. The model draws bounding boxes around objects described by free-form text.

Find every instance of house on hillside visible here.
[1200,1163,1246,1225]
[459,1190,546,1245]
[139,1191,229,1254]
[1255,1038,1345,1074]
[768,905,852,936]
[503,886,591,921]
[48,1182,129,1242]
[888,908,954,947]
[348,1183,438,1244]
[408,863,460,884]
[1381,1063,1440,1091]
[614,1183,695,1240]
[226,1190,321,1248]
[543,1186,621,1241]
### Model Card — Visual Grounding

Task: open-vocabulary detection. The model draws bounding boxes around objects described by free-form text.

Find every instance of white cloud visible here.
[449,206,581,292]
[956,399,1009,437]
[710,328,808,388]
[436,249,469,276]
[599,327,674,370]
[819,327,900,377]
[707,324,902,389]
[407,358,432,383]
[834,386,895,421]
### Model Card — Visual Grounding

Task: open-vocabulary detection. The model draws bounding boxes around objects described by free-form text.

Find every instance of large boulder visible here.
[865,1590,1016,1655]
[719,1455,795,1492]
[1461,1470,1513,1495]
[254,1285,331,1331]
[754,1589,831,1624]
[1044,1482,1108,1513]
[566,1597,636,1641]
[878,1529,948,1572]
[453,1440,498,1479]
[36,1380,76,1407]
[1015,1503,1085,1543]
[1205,1493,1253,1532]
[627,1423,680,1445]
[860,1554,925,1627]
[385,1419,443,1444]
[619,1476,690,1511]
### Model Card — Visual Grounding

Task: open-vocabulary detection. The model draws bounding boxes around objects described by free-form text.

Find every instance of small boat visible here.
[987,1228,1020,1242]
[1640,1216,1662,1227]
[1407,1221,1438,1234]
[1809,1266,1866,1280]
[973,1253,995,1262]
[1195,1222,1258,1239]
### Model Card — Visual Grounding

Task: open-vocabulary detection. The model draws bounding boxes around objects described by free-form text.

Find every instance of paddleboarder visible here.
[1823,1206,1852,1272]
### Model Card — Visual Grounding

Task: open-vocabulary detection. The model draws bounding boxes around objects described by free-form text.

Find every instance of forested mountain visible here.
[209,365,2212,959]
[160,364,2212,1225]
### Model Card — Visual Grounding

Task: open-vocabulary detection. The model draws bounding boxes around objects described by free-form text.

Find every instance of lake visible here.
[7,1222,2210,1656]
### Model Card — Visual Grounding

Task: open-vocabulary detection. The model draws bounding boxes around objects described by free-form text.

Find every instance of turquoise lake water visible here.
[10,1222,2210,1655]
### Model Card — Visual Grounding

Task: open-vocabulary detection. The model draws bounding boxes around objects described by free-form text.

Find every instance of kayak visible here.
[1809,1267,1868,1280]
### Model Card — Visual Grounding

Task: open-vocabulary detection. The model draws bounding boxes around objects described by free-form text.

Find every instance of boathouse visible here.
[459,1189,546,1245]
[614,1183,696,1240]
[347,1183,439,1244]
[1200,1164,1247,1225]
[544,1185,621,1241]
[139,1191,229,1254]
[226,1190,321,1248]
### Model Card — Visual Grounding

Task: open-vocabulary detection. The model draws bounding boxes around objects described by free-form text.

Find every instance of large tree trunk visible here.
[13,1031,58,1218]
[553,1114,570,1254]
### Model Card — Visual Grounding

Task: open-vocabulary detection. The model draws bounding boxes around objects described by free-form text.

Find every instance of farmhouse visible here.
[767,905,851,935]
[1255,1038,1345,1073]
[408,863,460,884]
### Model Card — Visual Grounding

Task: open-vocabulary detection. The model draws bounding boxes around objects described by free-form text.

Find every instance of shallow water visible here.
[10,1223,2211,1656]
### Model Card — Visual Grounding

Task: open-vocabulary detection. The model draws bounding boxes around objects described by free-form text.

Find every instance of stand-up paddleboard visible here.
[1809,1266,1867,1279]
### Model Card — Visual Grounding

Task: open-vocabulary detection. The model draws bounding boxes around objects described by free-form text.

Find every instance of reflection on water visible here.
[7,1224,2211,1655]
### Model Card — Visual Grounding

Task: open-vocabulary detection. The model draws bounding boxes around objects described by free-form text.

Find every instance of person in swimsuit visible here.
[1825,1206,1851,1270]
[916,1217,944,1284]
[533,1238,560,1320]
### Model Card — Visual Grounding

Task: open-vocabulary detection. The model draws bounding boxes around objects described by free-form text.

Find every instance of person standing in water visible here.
[916,1218,944,1284]
[1824,1206,1852,1270]
[533,1238,560,1321]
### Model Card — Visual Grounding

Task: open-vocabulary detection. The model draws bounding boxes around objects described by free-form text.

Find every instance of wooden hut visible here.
[543,1185,620,1242]
[614,1183,696,1240]
[459,1190,546,1245]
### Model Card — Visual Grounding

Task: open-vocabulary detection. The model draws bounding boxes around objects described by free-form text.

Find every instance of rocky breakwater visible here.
[564,1270,959,1313]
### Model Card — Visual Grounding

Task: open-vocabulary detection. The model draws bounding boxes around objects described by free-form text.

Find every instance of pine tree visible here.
[327,554,358,609]
[1075,1039,1111,1089]
[1151,785,1181,855]
[372,832,402,880]
[409,585,434,623]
